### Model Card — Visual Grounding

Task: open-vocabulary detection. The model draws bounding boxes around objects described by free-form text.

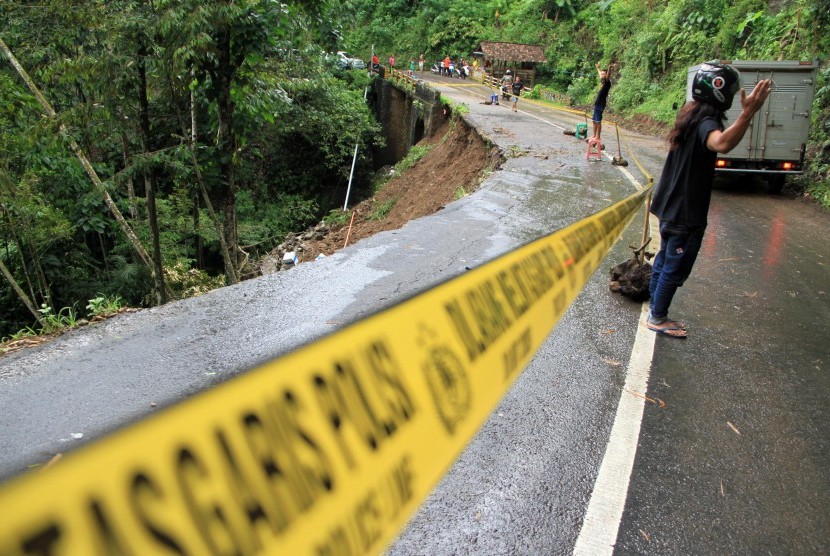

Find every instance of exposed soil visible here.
[275,116,503,264]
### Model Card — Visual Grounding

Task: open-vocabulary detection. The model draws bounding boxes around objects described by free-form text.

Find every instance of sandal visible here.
[647,321,688,339]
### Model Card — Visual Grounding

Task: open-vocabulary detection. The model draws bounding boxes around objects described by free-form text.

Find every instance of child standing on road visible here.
[648,62,771,339]
[591,62,614,142]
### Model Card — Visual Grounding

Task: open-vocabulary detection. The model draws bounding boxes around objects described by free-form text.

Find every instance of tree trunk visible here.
[3,209,38,305]
[190,83,238,284]
[0,38,155,273]
[0,258,46,328]
[1,175,53,307]
[13,230,38,304]
[119,131,138,220]
[212,27,240,271]
[137,40,168,304]
[193,190,203,269]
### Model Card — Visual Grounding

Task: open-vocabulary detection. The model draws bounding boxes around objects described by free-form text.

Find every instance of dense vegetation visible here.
[1,0,828,339]
[0,0,382,337]
[346,0,830,200]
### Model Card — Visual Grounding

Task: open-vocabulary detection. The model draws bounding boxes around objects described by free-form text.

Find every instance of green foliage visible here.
[86,294,126,318]
[2,327,38,344]
[395,145,433,173]
[37,304,79,334]
[0,0,390,337]
[805,62,830,205]
[341,0,828,208]
[566,75,596,105]
[163,262,226,300]
[323,209,353,226]
[236,191,319,257]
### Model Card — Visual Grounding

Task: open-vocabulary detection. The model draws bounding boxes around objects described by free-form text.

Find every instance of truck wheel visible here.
[767,175,786,195]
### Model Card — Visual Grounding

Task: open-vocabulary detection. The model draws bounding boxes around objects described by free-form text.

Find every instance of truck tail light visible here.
[781,161,794,170]
[716,159,728,168]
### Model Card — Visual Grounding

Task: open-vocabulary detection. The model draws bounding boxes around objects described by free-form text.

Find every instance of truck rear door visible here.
[724,63,815,167]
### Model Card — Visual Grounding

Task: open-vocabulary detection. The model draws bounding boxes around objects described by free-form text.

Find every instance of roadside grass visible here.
[368,197,398,220]
[2,295,130,353]
[372,144,433,193]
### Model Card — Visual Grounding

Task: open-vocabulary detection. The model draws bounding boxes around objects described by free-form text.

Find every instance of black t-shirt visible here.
[512,80,523,95]
[594,78,611,107]
[650,117,722,231]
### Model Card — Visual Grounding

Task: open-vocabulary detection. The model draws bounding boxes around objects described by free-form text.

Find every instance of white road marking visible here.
[574,165,661,554]
[572,304,656,555]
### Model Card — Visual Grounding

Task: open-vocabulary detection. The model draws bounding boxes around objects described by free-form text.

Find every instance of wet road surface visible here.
[1,72,828,554]
[617,185,830,554]
[388,74,830,554]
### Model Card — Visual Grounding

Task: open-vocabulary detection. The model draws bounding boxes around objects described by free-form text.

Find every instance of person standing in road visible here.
[501,69,513,100]
[511,74,524,112]
[591,62,614,142]
[443,55,451,76]
[418,53,425,73]
[371,53,379,72]
[648,62,771,339]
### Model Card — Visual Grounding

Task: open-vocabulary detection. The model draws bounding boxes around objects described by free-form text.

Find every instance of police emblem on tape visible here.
[422,345,471,434]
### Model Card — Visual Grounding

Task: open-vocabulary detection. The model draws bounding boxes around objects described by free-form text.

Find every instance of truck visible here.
[686,60,818,193]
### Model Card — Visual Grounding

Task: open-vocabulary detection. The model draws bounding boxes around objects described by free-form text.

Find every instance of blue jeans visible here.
[648,222,704,323]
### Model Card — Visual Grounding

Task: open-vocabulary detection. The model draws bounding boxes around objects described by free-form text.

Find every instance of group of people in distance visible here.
[438,55,472,78]
[370,53,473,78]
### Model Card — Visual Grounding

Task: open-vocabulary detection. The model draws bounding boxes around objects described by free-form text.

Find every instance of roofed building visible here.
[474,41,547,87]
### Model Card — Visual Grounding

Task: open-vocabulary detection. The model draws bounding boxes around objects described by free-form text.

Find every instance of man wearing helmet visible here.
[647,62,771,338]
[501,69,513,100]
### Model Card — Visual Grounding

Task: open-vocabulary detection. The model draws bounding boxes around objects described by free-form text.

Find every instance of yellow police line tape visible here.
[0,186,652,555]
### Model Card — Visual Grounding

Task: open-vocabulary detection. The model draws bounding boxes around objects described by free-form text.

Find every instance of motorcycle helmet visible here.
[505,69,511,74]
[692,61,741,111]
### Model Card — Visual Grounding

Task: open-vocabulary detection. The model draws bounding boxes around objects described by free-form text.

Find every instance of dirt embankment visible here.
[266,115,503,267]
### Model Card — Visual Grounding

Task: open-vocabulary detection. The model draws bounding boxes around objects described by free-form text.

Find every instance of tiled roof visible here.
[478,41,546,63]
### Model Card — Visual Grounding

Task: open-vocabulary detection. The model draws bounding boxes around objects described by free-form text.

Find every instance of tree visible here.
[0,38,155,275]
[156,0,295,278]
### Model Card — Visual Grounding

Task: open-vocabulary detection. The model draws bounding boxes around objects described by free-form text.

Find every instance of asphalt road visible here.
[1,72,828,555]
